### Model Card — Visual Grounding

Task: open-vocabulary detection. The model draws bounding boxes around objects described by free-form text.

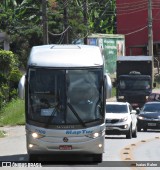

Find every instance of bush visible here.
[0,50,22,108]
[9,68,22,99]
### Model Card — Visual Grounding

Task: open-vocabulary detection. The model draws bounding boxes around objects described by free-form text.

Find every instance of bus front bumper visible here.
[27,134,105,155]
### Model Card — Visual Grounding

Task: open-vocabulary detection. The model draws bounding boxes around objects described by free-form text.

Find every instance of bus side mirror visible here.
[104,73,112,99]
[18,74,26,100]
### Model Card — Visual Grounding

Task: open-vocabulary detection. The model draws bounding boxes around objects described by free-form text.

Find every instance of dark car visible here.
[147,92,160,102]
[137,102,160,131]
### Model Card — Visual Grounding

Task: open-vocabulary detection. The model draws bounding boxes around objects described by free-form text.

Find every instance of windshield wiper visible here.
[45,90,64,127]
[45,107,58,128]
[67,103,86,127]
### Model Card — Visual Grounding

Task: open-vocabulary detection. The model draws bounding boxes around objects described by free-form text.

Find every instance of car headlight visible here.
[119,116,128,122]
[138,116,145,120]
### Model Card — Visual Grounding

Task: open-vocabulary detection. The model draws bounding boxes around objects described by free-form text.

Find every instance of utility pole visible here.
[83,0,88,44]
[63,0,69,44]
[42,0,48,44]
[148,0,154,84]
[148,0,153,57]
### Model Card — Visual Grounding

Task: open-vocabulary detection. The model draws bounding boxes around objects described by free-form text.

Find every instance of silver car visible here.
[105,102,137,139]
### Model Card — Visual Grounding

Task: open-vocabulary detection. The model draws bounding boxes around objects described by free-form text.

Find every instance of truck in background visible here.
[116,56,155,109]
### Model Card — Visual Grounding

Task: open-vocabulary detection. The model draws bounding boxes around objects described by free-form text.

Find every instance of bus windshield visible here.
[28,68,103,127]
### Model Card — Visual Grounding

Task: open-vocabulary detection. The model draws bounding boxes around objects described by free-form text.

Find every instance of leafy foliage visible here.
[0,0,116,68]
[0,50,22,108]
[0,50,17,73]
[0,0,116,109]
[88,0,116,34]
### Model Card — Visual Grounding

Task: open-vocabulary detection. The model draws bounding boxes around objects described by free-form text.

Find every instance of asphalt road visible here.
[1,92,160,169]
[0,126,160,170]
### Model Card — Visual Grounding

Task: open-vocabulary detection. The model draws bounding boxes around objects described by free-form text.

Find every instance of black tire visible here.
[29,154,38,162]
[143,128,147,132]
[132,126,137,138]
[137,126,141,132]
[93,154,103,163]
[126,126,132,139]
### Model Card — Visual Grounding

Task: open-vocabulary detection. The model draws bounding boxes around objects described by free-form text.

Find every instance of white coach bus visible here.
[18,45,112,162]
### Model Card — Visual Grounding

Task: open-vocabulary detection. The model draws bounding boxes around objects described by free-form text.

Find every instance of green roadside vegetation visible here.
[0,130,6,138]
[0,98,25,127]
[112,87,116,97]
[0,98,25,138]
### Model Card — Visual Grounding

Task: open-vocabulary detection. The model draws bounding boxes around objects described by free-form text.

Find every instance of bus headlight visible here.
[32,132,38,138]
[98,144,103,148]
[92,132,100,138]
[31,132,44,139]
[93,132,99,138]
[29,144,34,148]
[86,132,103,139]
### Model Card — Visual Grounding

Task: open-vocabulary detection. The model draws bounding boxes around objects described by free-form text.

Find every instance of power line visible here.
[58,33,65,44]
[117,0,147,6]
[124,26,148,36]
[116,0,149,15]
[117,6,148,12]
[48,26,71,36]
[117,1,147,9]
[117,7,147,15]
[117,0,160,15]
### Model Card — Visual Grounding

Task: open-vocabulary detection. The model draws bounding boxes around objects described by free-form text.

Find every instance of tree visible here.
[0,0,43,68]
[88,0,116,34]
[47,0,86,44]
[0,50,22,108]
[0,0,116,68]
[0,0,116,107]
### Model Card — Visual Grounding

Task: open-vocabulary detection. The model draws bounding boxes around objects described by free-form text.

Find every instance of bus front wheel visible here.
[29,154,38,162]
[92,154,103,163]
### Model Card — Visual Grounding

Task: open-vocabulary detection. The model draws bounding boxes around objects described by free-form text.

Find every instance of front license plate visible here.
[148,123,156,126]
[59,145,72,150]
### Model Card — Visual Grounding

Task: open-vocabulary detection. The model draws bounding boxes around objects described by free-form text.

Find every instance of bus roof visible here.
[28,45,103,68]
